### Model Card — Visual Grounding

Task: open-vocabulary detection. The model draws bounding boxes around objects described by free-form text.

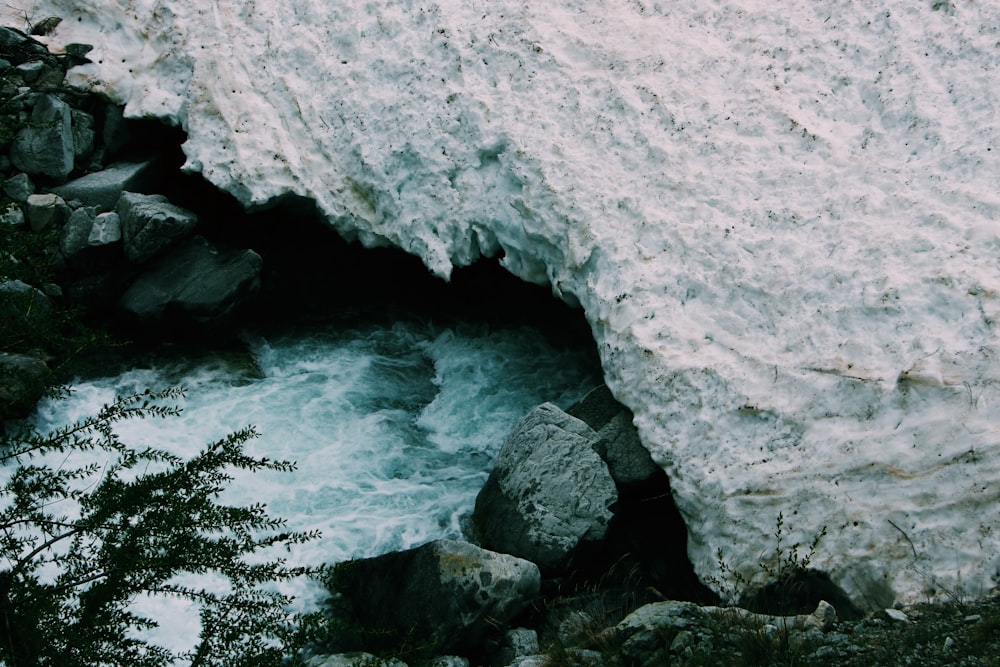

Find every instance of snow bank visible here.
[17,0,1000,606]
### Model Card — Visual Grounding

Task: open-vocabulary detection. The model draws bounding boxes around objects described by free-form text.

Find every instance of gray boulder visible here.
[569,385,661,488]
[119,235,261,324]
[0,279,53,325]
[612,601,710,667]
[472,403,617,571]
[0,28,50,72]
[70,109,95,160]
[60,207,96,257]
[0,352,49,418]
[334,539,540,656]
[51,161,161,212]
[489,628,539,667]
[593,412,660,488]
[60,207,121,270]
[25,192,70,231]
[117,192,198,264]
[2,172,34,202]
[14,59,44,82]
[117,191,198,263]
[89,212,122,245]
[10,93,74,180]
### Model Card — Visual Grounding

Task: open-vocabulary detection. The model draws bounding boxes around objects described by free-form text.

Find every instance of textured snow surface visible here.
[17,0,1000,605]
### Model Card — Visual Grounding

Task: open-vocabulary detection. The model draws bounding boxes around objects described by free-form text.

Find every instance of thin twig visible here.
[888,519,918,559]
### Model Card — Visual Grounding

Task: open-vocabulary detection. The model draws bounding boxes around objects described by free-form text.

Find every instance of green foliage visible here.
[705,514,850,618]
[0,221,62,290]
[0,222,103,359]
[0,217,111,416]
[0,388,328,666]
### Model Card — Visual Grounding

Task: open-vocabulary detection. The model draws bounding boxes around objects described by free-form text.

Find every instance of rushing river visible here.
[26,311,604,651]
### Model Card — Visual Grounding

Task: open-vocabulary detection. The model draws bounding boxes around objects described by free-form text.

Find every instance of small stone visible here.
[557,610,596,646]
[963,614,983,624]
[0,204,25,227]
[943,635,955,651]
[89,212,122,246]
[670,629,695,653]
[14,60,45,83]
[491,627,539,666]
[804,599,838,632]
[883,608,909,623]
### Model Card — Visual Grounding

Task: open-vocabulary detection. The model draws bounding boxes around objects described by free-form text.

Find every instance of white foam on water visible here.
[19,318,601,654]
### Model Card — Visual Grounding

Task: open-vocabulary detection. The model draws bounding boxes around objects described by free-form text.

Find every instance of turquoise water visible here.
[27,315,603,650]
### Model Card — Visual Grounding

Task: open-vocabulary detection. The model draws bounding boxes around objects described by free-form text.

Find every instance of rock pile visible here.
[319,386,872,666]
[0,25,262,417]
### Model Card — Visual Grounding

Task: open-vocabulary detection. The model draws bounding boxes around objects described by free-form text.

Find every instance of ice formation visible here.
[16,0,1000,606]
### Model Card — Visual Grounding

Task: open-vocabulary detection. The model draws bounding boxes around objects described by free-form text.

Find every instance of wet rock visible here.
[473,402,617,572]
[0,351,49,419]
[117,190,197,263]
[333,539,540,656]
[119,235,261,324]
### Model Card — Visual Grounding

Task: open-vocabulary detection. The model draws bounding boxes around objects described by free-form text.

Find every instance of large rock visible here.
[24,192,70,231]
[473,402,617,572]
[0,27,49,67]
[60,207,121,270]
[10,93,73,180]
[0,279,53,328]
[333,539,540,656]
[117,191,198,263]
[70,108,95,161]
[2,173,34,202]
[568,385,660,489]
[37,0,1000,607]
[119,235,261,324]
[0,352,50,419]
[51,160,161,212]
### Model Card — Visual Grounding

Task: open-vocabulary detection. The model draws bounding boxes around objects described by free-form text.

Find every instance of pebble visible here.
[884,608,910,623]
